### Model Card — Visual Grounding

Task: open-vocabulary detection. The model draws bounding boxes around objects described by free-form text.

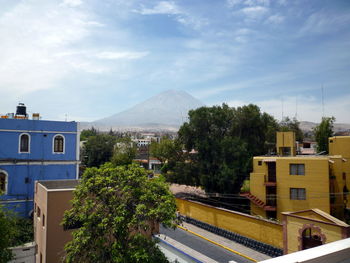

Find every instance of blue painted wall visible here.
[0,118,79,217]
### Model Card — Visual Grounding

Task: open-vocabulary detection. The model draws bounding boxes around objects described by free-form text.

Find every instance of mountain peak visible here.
[95,90,204,128]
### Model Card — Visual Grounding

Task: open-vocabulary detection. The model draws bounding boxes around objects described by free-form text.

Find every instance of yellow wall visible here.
[250,165,267,218]
[277,132,296,156]
[276,157,330,220]
[329,136,350,159]
[285,216,344,254]
[250,157,334,221]
[329,136,350,204]
[176,198,283,248]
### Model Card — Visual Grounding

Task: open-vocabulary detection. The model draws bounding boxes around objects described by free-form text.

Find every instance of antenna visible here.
[281,97,284,121]
[295,96,298,120]
[321,85,325,118]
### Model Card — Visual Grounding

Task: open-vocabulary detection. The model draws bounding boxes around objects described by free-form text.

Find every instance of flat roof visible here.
[38,180,79,189]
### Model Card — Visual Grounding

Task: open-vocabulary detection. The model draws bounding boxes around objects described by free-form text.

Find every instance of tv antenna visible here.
[281,97,284,121]
[321,85,325,118]
[295,96,298,120]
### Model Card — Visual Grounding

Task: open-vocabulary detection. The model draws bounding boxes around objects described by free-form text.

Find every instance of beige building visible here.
[34,180,79,263]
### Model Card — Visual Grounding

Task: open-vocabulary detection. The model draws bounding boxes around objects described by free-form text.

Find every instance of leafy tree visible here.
[62,164,177,263]
[80,127,98,141]
[111,137,137,166]
[279,117,304,142]
[0,194,15,263]
[82,134,116,167]
[314,117,335,153]
[172,104,278,194]
[150,138,179,164]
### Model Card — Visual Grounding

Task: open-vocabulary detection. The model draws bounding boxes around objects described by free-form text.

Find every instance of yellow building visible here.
[246,132,350,221]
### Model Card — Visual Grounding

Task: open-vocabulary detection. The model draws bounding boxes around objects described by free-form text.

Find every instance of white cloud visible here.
[244,0,270,7]
[95,51,149,60]
[135,1,180,15]
[62,0,83,7]
[227,0,269,8]
[134,1,207,30]
[241,6,269,19]
[0,1,105,96]
[227,0,243,8]
[266,14,285,24]
[176,15,209,30]
[299,11,350,36]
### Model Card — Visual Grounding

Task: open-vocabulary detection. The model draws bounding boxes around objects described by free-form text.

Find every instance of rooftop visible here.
[38,179,79,190]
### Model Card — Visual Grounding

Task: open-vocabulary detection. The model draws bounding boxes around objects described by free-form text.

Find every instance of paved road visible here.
[160,225,253,263]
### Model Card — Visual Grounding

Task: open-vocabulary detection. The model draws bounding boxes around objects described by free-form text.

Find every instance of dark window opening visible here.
[20,134,29,152]
[290,188,306,200]
[54,135,64,153]
[0,172,6,193]
[290,164,305,175]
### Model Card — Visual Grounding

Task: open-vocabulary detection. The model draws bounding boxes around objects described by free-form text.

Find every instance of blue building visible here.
[0,105,79,217]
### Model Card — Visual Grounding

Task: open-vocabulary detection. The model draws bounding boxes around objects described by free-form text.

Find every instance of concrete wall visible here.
[176,198,283,248]
[9,242,35,263]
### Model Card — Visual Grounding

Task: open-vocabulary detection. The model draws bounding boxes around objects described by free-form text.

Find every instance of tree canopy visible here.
[82,134,116,167]
[279,117,304,142]
[0,195,33,263]
[0,199,14,263]
[165,104,279,194]
[314,117,335,153]
[80,127,98,141]
[62,164,177,263]
[111,137,137,167]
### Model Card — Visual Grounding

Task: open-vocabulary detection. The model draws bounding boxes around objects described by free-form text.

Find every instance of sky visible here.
[0,0,349,123]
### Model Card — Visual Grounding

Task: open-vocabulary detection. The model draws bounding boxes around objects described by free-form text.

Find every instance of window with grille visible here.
[290,188,306,200]
[20,134,30,153]
[53,135,64,153]
[290,164,305,175]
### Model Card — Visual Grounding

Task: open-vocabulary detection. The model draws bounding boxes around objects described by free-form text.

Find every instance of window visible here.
[19,133,30,153]
[290,188,306,200]
[37,206,41,218]
[53,135,64,153]
[290,164,305,175]
[0,172,8,194]
[42,214,45,227]
[258,161,262,166]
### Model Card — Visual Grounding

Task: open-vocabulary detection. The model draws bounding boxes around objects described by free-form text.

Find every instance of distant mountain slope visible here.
[94,90,204,128]
[300,121,350,132]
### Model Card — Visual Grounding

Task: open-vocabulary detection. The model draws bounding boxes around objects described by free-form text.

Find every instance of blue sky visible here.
[0,0,349,123]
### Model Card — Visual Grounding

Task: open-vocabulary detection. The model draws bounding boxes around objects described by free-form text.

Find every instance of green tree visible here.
[0,194,15,263]
[82,134,116,167]
[173,104,278,194]
[150,138,179,164]
[80,127,98,141]
[279,117,304,142]
[314,117,335,153]
[111,137,137,166]
[62,164,176,263]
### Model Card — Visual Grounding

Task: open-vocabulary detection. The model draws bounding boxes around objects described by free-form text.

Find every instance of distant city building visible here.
[0,104,79,217]
[244,132,350,221]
